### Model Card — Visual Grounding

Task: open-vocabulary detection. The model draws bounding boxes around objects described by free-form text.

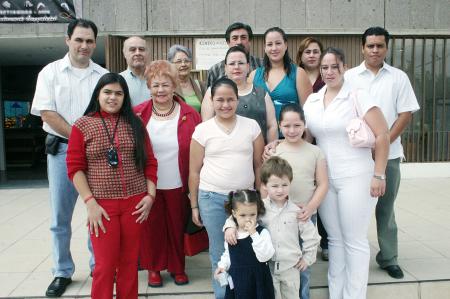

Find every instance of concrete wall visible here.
[0,0,449,37]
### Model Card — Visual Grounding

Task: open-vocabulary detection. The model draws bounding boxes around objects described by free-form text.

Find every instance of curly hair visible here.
[144,60,179,88]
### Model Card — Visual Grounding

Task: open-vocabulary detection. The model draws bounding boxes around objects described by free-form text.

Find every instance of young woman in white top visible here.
[189,77,264,299]
[303,47,389,299]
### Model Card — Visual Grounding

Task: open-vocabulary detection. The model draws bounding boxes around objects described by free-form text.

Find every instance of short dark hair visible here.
[225,22,253,42]
[260,156,293,185]
[362,26,390,48]
[67,18,98,39]
[225,45,249,64]
[224,189,266,218]
[211,77,238,99]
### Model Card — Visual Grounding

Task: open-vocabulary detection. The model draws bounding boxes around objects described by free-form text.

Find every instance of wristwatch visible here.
[373,174,386,180]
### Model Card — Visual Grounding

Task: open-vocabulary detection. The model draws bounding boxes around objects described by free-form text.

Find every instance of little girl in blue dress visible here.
[215,189,275,299]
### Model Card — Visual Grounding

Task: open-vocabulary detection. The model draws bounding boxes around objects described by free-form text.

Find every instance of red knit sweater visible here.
[66,112,157,200]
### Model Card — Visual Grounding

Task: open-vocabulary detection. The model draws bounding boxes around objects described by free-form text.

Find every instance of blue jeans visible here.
[48,143,94,277]
[198,190,228,299]
[299,214,317,299]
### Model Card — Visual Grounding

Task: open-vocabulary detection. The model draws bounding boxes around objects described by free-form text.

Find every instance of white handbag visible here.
[346,91,376,148]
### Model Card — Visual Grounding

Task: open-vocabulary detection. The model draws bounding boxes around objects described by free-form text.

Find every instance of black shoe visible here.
[382,265,404,279]
[45,277,72,297]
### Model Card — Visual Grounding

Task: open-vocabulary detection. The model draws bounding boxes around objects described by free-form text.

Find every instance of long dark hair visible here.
[263,27,292,80]
[84,73,147,170]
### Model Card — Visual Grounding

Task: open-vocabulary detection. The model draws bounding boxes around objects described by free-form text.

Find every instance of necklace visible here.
[152,101,175,117]
[215,117,237,134]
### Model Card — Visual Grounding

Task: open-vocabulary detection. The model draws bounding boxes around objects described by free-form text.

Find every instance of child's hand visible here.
[244,219,257,235]
[214,267,225,279]
[297,204,313,222]
[225,227,238,245]
[262,140,280,161]
[294,258,308,272]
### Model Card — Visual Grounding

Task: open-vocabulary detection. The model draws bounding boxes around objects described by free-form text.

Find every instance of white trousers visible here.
[318,173,377,299]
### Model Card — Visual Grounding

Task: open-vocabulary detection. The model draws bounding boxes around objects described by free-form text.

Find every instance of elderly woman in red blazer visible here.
[67,73,158,299]
[134,60,201,287]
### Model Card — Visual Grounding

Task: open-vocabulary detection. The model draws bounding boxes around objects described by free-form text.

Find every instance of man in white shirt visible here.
[345,27,420,279]
[120,36,151,106]
[31,18,108,297]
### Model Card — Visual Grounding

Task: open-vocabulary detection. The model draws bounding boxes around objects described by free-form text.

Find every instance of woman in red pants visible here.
[67,73,157,299]
[135,60,201,287]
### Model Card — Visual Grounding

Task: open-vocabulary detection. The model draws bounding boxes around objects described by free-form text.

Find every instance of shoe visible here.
[382,265,404,279]
[148,271,163,287]
[45,277,72,297]
[321,249,329,261]
[171,272,189,285]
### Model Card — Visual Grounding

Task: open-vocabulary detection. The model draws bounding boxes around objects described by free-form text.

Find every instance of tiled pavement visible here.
[1,178,450,298]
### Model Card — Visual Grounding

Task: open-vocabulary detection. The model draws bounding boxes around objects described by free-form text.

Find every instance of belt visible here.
[48,133,68,144]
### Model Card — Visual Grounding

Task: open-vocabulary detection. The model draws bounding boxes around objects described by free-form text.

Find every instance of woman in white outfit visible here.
[303,47,389,299]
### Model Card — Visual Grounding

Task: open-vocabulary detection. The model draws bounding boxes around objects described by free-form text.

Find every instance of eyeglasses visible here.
[173,59,191,65]
[320,64,341,73]
[226,61,247,67]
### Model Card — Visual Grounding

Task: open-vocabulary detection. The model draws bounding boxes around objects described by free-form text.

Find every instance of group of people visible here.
[31,17,419,299]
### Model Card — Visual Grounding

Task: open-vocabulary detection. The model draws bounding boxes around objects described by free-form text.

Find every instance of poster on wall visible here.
[0,0,82,23]
[194,38,229,70]
[4,101,30,128]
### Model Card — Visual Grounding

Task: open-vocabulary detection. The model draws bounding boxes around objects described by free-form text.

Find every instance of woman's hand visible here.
[225,227,238,245]
[86,199,110,237]
[132,194,154,223]
[192,207,203,227]
[370,177,386,198]
[297,204,313,222]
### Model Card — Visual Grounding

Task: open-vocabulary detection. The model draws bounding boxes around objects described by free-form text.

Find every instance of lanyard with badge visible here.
[99,114,120,167]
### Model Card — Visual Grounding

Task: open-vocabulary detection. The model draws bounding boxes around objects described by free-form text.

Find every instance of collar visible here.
[96,111,121,119]
[356,61,392,75]
[308,80,353,103]
[266,197,289,210]
[59,53,103,74]
[126,67,145,78]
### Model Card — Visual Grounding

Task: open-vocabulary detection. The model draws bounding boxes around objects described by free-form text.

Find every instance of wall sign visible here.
[0,0,81,23]
[194,38,229,70]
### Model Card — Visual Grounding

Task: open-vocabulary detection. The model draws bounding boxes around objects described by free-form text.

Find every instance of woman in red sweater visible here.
[66,73,157,299]
[134,60,201,287]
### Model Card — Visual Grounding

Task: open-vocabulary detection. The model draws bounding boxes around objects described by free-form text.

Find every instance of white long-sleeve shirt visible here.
[217,225,275,271]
